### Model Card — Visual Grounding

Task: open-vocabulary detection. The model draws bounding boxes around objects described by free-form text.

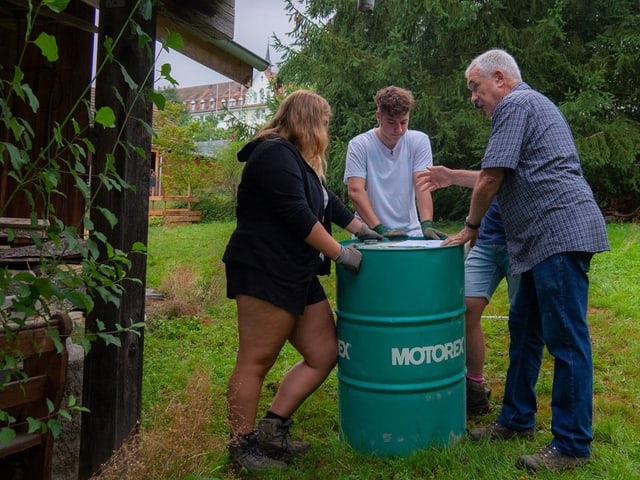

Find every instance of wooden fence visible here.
[148,196,202,225]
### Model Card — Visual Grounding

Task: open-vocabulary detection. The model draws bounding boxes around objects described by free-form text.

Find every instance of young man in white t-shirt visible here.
[344,86,446,240]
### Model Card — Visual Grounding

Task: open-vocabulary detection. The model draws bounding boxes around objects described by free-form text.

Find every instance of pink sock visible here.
[467,373,484,384]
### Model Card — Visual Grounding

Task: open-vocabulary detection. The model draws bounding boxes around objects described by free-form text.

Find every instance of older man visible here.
[443,49,609,472]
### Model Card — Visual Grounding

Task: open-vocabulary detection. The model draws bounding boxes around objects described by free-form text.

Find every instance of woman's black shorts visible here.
[225,263,327,315]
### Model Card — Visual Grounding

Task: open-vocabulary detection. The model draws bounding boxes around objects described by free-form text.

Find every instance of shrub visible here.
[196,193,237,222]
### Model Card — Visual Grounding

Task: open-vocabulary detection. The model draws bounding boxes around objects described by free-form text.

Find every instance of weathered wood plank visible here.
[0,375,49,410]
[0,217,48,230]
[149,209,202,216]
[149,196,200,203]
[0,432,43,457]
[0,312,72,477]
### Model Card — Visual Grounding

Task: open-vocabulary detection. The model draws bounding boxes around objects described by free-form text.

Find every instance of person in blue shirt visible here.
[442,49,609,472]
[418,166,519,416]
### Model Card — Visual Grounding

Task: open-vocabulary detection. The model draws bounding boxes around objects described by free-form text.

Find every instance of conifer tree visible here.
[277,0,640,218]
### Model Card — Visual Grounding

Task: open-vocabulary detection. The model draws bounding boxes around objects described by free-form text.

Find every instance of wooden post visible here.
[78,1,156,478]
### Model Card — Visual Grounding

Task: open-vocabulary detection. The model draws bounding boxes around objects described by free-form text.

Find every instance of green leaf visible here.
[120,63,138,90]
[34,32,58,61]
[97,332,122,348]
[103,36,114,60]
[148,91,166,111]
[132,241,147,252]
[134,23,152,47]
[46,328,65,352]
[140,0,153,20]
[53,123,63,146]
[94,107,116,128]
[0,427,16,445]
[5,117,25,143]
[26,417,42,434]
[82,137,96,154]
[96,206,118,228]
[74,174,90,198]
[158,63,179,86]
[82,216,94,231]
[114,88,125,109]
[47,419,61,438]
[65,290,94,311]
[163,31,183,50]
[21,84,39,112]
[43,0,71,14]
[134,145,146,159]
[41,168,60,189]
[75,335,93,353]
[2,142,28,169]
[11,65,24,85]
[58,409,72,421]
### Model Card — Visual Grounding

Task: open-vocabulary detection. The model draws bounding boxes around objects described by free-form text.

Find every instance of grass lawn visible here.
[101,221,640,480]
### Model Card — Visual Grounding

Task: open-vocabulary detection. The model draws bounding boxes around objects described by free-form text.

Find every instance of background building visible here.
[176,50,275,129]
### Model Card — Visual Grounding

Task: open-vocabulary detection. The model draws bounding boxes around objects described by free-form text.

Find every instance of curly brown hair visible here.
[374,86,415,117]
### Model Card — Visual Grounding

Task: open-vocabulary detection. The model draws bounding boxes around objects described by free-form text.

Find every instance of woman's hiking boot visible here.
[229,432,286,471]
[466,378,491,416]
[256,417,311,459]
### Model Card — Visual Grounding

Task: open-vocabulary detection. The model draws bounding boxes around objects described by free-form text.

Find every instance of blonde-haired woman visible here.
[223,90,380,471]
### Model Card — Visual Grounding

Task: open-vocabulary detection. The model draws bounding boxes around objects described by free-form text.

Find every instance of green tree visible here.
[214,140,245,199]
[152,102,201,194]
[191,114,227,142]
[277,0,640,219]
[156,86,181,104]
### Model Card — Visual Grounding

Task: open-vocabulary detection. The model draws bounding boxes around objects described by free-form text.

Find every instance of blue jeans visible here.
[498,252,593,458]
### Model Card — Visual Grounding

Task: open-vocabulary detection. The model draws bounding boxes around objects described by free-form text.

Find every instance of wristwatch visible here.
[464,217,481,230]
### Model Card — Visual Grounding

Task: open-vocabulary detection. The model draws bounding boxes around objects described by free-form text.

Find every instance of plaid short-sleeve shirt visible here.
[481,83,609,274]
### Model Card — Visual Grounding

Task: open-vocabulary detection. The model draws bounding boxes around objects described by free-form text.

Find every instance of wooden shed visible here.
[0,0,268,478]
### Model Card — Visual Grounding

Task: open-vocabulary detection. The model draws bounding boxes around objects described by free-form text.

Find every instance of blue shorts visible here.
[464,244,520,303]
[225,263,327,316]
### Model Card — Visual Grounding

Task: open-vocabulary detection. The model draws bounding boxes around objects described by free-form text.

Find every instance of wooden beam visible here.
[157,0,234,40]
[157,14,254,86]
[78,1,153,477]
[4,0,98,33]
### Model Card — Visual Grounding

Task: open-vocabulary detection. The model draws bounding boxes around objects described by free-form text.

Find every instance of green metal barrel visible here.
[336,239,466,456]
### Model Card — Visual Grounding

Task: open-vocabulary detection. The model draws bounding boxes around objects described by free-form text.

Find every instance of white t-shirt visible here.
[344,129,432,236]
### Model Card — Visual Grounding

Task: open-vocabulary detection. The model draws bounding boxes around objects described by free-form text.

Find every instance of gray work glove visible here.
[420,220,448,240]
[334,245,362,273]
[355,223,383,241]
[373,224,408,239]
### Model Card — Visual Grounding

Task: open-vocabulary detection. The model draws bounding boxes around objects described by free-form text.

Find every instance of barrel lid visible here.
[355,239,444,250]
